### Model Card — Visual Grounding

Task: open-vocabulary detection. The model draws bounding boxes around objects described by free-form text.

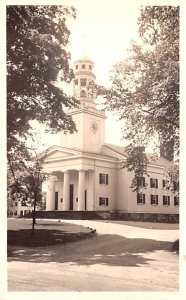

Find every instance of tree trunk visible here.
[31,194,37,237]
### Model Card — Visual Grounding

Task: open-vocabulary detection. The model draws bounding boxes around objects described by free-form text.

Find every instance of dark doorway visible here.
[85,190,87,210]
[69,184,74,210]
[55,192,58,210]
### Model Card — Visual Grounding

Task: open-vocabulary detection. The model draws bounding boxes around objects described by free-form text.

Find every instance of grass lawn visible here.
[7,218,95,247]
[104,220,179,230]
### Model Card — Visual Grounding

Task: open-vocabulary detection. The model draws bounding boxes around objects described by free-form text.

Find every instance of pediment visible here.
[41,145,81,161]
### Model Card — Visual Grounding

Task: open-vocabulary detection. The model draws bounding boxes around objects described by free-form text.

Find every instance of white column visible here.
[73,79,75,96]
[88,171,95,211]
[78,170,85,211]
[46,176,55,211]
[63,171,70,211]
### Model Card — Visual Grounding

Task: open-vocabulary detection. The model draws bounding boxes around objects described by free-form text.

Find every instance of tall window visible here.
[137,193,145,204]
[174,196,179,206]
[99,197,108,206]
[162,179,170,189]
[163,195,170,206]
[89,65,92,70]
[173,181,179,191]
[82,64,86,69]
[99,173,108,185]
[150,178,158,188]
[137,177,145,187]
[151,194,158,205]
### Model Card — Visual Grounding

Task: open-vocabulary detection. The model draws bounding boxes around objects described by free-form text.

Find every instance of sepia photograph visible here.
[1,0,186,299]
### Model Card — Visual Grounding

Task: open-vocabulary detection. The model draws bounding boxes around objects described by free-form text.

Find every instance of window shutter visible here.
[106,174,108,185]
[173,181,176,191]
[99,174,102,184]
[174,196,179,206]
[99,197,102,205]
[150,194,153,204]
[106,198,108,206]
[162,180,165,188]
[168,196,170,205]
[150,178,153,188]
[137,178,140,187]
[156,179,158,188]
[143,194,145,204]
[143,177,145,187]
[163,196,165,205]
[156,195,158,205]
[173,181,179,191]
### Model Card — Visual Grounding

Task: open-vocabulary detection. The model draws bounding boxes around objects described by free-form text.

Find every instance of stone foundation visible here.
[23,210,179,223]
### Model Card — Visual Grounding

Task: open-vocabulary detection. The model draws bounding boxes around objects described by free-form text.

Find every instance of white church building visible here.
[42,57,179,218]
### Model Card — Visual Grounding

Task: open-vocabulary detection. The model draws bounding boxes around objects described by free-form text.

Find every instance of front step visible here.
[24,210,109,220]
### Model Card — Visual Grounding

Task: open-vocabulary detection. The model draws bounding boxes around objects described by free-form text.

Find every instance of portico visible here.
[46,168,95,211]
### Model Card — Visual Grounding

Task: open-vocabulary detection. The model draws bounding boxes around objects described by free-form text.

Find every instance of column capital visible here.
[63,170,70,174]
[78,169,85,173]
[47,174,57,181]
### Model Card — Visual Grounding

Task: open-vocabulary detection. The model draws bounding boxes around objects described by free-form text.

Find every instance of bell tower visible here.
[60,56,106,153]
[73,57,96,108]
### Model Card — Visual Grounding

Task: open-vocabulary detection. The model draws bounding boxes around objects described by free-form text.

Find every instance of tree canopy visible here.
[7,5,79,160]
[96,6,179,191]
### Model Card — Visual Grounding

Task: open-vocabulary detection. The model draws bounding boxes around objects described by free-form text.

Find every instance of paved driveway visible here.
[8,220,179,291]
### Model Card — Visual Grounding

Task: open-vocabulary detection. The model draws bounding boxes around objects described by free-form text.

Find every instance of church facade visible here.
[42,57,179,215]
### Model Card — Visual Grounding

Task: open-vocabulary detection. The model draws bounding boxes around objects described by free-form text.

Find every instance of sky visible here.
[36,0,142,150]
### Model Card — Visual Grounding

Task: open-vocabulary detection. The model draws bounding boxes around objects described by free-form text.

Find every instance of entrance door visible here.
[55,192,58,210]
[69,184,74,210]
[85,190,87,210]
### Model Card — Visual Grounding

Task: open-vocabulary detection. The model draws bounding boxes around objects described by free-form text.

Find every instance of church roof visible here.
[102,143,171,167]
[103,143,127,157]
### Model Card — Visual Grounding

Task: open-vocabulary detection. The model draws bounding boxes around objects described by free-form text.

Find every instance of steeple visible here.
[73,57,96,109]
[60,57,106,153]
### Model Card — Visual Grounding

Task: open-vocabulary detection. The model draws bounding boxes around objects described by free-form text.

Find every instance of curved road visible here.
[8,220,179,291]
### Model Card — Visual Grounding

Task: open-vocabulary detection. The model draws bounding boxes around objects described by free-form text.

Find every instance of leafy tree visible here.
[8,128,49,235]
[96,6,179,192]
[7,6,80,220]
[122,146,149,193]
[7,5,79,162]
